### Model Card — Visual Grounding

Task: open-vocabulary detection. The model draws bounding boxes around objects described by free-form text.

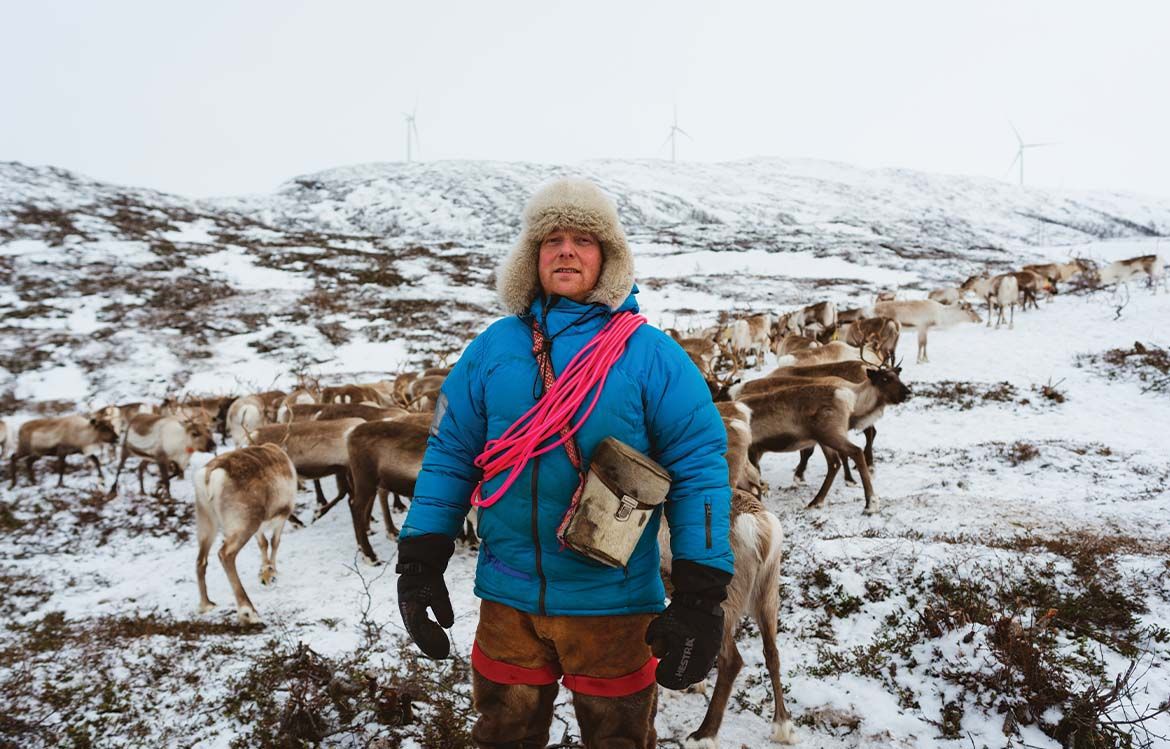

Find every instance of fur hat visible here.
[496,178,634,315]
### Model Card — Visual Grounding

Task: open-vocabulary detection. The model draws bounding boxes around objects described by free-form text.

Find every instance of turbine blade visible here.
[660,131,674,150]
[1009,120,1023,145]
[1023,142,1058,148]
[677,127,693,140]
[1008,151,1021,170]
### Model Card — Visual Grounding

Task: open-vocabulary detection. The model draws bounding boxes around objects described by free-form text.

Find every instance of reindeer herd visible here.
[0,248,1164,747]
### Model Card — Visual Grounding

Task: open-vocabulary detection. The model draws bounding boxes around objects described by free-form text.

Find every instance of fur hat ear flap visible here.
[496,178,634,315]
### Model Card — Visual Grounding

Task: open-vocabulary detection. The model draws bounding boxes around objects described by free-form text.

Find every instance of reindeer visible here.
[274,388,320,422]
[836,306,872,325]
[872,299,981,363]
[405,375,445,411]
[1098,254,1166,291]
[738,367,911,514]
[246,417,365,516]
[320,384,383,406]
[773,340,875,369]
[9,415,119,489]
[227,394,268,446]
[927,287,961,305]
[776,301,837,338]
[771,333,819,356]
[108,414,216,499]
[731,360,883,487]
[659,490,795,746]
[715,401,762,497]
[678,335,721,377]
[0,419,9,459]
[1024,259,1089,292]
[345,418,431,563]
[194,443,297,624]
[1010,269,1051,310]
[987,273,1020,329]
[314,404,410,422]
[843,316,901,366]
[959,274,993,301]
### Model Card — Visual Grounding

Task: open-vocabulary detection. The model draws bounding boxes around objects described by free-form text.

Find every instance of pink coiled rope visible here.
[469,311,647,509]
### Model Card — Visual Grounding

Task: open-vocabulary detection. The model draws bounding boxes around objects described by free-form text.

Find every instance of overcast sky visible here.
[3,1,1167,198]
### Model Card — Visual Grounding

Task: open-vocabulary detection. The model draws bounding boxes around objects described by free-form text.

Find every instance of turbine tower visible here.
[1008,121,1055,186]
[661,103,691,163]
[404,107,420,162]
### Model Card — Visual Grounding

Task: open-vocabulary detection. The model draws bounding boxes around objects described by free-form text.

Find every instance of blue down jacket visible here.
[400,287,733,616]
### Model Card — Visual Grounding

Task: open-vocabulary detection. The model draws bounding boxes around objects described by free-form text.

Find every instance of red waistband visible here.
[472,641,657,697]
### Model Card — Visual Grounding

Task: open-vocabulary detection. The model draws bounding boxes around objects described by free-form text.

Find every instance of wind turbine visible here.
[404,106,421,162]
[1007,121,1056,186]
[660,103,691,163]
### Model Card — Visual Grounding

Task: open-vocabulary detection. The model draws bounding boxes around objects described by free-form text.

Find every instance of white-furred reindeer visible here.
[660,490,796,746]
[108,414,216,498]
[872,299,981,363]
[194,443,298,624]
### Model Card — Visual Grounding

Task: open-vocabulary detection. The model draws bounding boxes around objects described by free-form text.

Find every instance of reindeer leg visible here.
[218,530,261,624]
[841,453,857,487]
[195,501,216,612]
[56,449,67,488]
[158,458,172,499]
[88,454,105,488]
[392,491,407,512]
[916,328,928,364]
[864,426,877,473]
[758,593,796,743]
[793,447,813,485]
[378,489,398,538]
[313,479,327,509]
[264,516,287,585]
[25,455,37,486]
[108,447,131,499]
[806,446,840,509]
[8,455,17,489]
[686,633,744,745]
[347,469,381,565]
[136,460,149,494]
[825,435,879,515]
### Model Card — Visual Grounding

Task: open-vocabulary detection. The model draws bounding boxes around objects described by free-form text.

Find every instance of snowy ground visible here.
[2,159,1170,747]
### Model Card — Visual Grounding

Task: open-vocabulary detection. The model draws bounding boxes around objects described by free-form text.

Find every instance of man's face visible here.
[537,228,602,303]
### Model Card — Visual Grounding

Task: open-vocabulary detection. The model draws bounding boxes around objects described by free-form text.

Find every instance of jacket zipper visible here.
[705,501,712,549]
[531,455,547,615]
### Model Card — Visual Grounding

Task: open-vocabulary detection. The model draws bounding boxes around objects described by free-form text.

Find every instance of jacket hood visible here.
[497,178,635,316]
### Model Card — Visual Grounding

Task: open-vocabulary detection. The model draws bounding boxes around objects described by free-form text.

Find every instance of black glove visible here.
[396,534,455,659]
[645,559,732,690]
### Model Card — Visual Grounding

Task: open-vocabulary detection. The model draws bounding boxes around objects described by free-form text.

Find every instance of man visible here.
[396,178,733,748]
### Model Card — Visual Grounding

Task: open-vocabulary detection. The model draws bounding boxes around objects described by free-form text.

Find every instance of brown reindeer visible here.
[108,414,216,498]
[738,367,911,514]
[321,384,383,406]
[406,374,446,410]
[10,415,119,489]
[873,299,981,363]
[843,316,901,366]
[246,418,365,517]
[194,443,297,624]
[775,301,836,338]
[345,418,431,563]
[1024,259,1089,292]
[731,360,885,487]
[659,490,795,745]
